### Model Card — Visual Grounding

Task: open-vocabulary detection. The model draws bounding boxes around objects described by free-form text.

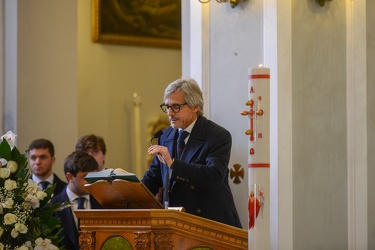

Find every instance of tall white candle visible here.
[247,65,270,249]
[133,92,142,178]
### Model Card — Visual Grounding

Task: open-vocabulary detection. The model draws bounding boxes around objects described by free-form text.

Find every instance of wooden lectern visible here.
[76,209,248,250]
[78,180,248,249]
[84,179,164,209]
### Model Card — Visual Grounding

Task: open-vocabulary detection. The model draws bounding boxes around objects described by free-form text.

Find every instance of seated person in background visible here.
[75,134,107,171]
[28,138,67,195]
[51,151,102,250]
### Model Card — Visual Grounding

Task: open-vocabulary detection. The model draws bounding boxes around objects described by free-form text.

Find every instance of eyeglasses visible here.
[160,103,188,113]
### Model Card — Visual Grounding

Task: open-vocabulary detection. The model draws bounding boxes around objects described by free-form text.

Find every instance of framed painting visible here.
[92,0,181,49]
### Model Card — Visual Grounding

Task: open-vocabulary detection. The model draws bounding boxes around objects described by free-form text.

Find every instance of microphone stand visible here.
[150,131,169,209]
[164,168,170,209]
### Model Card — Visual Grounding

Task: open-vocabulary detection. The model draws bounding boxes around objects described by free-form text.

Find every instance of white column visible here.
[0,0,3,133]
[181,1,210,117]
[346,0,367,249]
[3,0,18,132]
[264,0,293,249]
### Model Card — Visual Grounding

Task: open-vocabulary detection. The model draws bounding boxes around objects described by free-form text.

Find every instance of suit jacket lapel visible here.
[165,117,207,161]
[170,117,206,192]
[164,129,179,159]
[180,116,206,161]
[59,192,79,247]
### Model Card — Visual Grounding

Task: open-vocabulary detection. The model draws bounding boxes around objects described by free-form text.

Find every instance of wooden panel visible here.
[76,209,248,250]
[85,180,163,209]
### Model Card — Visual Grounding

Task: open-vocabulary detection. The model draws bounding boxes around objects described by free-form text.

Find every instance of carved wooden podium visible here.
[79,179,248,249]
[75,209,248,250]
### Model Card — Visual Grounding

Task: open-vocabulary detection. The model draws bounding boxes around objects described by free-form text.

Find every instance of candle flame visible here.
[259,64,263,67]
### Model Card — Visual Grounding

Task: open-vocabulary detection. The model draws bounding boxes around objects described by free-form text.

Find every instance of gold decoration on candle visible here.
[240,110,249,116]
[245,129,253,136]
[256,109,264,116]
[246,100,254,106]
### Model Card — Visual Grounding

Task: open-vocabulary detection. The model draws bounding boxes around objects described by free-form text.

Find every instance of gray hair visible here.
[164,78,204,116]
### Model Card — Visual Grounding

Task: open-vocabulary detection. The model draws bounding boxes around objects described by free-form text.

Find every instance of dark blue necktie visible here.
[164,130,189,208]
[76,197,86,230]
[76,197,86,209]
[177,130,189,158]
[39,181,49,190]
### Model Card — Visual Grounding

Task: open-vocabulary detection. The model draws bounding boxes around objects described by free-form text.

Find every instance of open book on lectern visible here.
[84,168,163,209]
[84,168,139,183]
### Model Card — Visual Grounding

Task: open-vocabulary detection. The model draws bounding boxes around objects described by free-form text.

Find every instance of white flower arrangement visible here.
[0,131,69,250]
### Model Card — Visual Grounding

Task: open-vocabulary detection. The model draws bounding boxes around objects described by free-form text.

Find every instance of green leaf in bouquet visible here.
[0,138,11,159]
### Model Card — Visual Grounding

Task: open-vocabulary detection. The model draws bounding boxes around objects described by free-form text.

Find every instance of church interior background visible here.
[1,0,374,249]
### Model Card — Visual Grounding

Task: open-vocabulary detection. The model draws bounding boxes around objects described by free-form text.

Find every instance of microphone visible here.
[150,130,163,146]
[149,130,169,209]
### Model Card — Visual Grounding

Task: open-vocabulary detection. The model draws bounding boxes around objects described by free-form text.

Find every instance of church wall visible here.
[207,0,349,248]
[208,0,263,229]
[17,0,79,176]
[367,0,375,248]
[77,0,181,175]
[11,0,373,248]
[16,0,182,178]
[292,1,348,249]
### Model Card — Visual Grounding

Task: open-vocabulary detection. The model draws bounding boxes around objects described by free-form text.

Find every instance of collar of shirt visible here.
[66,187,91,230]
[179,118,197,143]
[32,174,54,185]
[66,187,91,209]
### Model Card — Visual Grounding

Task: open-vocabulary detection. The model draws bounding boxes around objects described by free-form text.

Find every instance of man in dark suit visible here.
[142,78,242,229]
[28,139,67,195]
[52,151,102,250]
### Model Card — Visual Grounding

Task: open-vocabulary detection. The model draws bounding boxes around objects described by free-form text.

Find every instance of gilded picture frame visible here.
[92,0,181,49]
